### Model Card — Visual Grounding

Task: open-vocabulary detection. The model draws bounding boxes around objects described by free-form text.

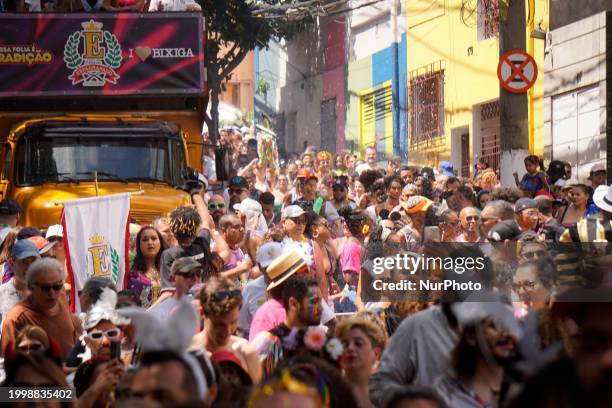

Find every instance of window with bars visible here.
[477,0,499,41]
[360,86,392,126]
[409,70,444,146]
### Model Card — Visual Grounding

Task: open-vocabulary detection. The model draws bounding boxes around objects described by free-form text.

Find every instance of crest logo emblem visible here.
[63,20,122,87]
[87,233,120,284]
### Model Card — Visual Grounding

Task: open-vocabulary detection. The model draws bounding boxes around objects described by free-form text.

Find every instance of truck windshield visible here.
[15,136,186,187]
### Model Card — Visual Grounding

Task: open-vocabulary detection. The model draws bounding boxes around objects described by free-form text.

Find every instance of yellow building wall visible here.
[405,0,547,167]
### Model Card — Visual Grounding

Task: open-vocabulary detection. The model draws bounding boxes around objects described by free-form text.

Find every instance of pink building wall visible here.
[323,19,346,152]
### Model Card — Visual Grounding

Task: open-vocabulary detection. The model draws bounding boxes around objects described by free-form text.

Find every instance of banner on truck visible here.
[62,193,131,313]
[0,13,205,97]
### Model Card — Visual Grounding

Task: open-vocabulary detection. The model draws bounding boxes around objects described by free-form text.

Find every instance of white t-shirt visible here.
[355,163,382,175]
[238,276,267,334]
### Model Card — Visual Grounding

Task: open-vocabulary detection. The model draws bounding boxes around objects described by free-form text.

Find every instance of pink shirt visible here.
[248,298,286,342]
[341,240,362,274]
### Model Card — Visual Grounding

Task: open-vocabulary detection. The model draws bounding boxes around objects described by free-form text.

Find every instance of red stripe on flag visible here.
[61,212,77,313]
[124,211,131,289]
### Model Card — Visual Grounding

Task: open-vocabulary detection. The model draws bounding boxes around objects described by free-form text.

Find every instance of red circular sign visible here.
[497,50,538,94]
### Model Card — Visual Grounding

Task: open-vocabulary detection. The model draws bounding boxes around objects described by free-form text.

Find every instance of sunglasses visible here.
[17,343,44,353]
[315,221,329,228]
[175,269,202,279]
[465,216,480,222]
[290,217,307,225]
[522,250,547,259]
[332,186,346,192]
[228,223,244,230]
[512,280,537,291]
[211,289,242,303]
[32,282,63,292]
[88,328,121,341]
[229,189,246,195]
[208,202,225,210]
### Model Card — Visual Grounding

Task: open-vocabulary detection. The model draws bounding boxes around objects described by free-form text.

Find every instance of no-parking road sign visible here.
[497,50,538,94]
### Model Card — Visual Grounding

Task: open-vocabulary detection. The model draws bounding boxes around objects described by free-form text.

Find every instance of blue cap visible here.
[11,239,41,260]
[440,161,454,177]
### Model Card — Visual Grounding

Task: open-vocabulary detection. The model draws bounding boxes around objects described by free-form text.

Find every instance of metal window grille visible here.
[409,67,444,148]
[479,100,500,171]
[361,86,393,126]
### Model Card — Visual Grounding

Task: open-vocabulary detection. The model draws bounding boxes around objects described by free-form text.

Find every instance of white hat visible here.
[281,205,306,219]
[233,198,262,219]
[553,179,566,187]
[593,184,612,213]
[256,241,283,268]
[45,224,63,239]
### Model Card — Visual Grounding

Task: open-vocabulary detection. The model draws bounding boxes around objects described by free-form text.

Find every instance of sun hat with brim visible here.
[593,184,612,213]
[562,179,582,190]
[233,197,263,218]
[266,249,307,291]
[402,196,433,214]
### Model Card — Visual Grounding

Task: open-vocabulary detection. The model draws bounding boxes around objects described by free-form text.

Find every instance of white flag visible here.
[62,193,131,313]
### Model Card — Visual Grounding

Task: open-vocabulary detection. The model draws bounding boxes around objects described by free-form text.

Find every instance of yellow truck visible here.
[0,12,207,227]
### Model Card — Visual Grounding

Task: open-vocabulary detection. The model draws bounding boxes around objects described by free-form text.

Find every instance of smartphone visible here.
[423,226,441,243]
[110,341,121,360]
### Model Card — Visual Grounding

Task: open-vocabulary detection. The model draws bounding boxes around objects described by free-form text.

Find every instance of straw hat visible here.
[266,250,307,291]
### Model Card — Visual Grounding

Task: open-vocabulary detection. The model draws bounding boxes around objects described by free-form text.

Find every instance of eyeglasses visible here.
[465,215,480,222]
[88,328,121,341]
[211,289,242,303]
[522,250,547,260]
[522,210,540,217]
[290,217,307,225]
[208,202,225,210]
[32,282,63,292]
[175,268,202,279]
[512,280,537,291]
[314,221,329,228]
[17,342,44,353]
[229,189,246,195]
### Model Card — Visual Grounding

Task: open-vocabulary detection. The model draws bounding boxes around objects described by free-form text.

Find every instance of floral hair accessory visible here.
[248,370,322,408]
[280,325,344,363]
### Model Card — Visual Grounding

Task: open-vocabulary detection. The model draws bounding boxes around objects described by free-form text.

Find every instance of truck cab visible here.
[5,116,192,226]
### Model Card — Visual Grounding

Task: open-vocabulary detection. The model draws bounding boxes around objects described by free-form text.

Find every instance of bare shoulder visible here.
[230,335,257,354]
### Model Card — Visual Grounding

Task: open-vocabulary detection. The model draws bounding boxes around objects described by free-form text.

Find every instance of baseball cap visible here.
[256,242,283,269]
[11,239,41,260]
[228,176,249,190]
[0,198,21,216]
[45,224,64,240]
[281,205,306,219]
[170,257,202,276]
[17,227,42,240]
[514,197,537,213]
[332,176,349,189]
[210,350,252,385]
[28,236,56,255]
[296,168,318,181]
[233,198,262,217]
[439,161,454,177]
[588,163,606,179]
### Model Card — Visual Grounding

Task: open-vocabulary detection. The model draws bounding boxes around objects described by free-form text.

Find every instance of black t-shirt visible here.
[160,228,212,289]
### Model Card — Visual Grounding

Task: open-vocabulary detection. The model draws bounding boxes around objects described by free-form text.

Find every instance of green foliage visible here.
[64,32,83,69]
[110,247,120,284]
[103,31,123,69]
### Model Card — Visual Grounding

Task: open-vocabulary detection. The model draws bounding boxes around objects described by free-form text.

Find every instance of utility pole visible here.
[391,0,400,158]
[499,0,530,186]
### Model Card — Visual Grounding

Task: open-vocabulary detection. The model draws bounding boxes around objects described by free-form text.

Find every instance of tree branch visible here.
[219,47,249,79]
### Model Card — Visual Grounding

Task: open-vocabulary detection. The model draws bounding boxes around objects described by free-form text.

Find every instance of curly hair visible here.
[335,316,387,349]
[199,276,242,317]
[169,206,201,240]
[359,169,385,193]
[489,187,524,204]
[338,206,367,237]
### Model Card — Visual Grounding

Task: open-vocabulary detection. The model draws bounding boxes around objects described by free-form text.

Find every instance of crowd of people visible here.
[0,123,611,408]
